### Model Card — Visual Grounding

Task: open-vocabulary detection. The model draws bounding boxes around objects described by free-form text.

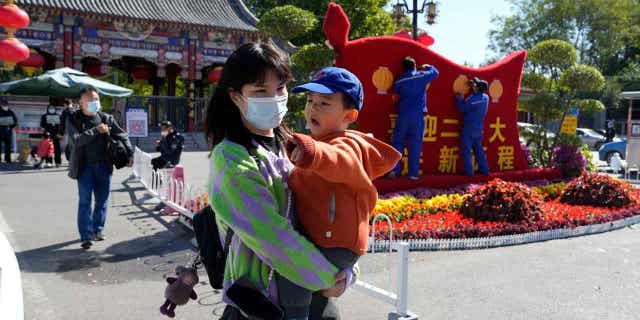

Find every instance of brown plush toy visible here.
[160,266,199,318]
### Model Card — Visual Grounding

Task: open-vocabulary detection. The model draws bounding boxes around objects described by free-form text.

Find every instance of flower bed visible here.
[372,176,640,241]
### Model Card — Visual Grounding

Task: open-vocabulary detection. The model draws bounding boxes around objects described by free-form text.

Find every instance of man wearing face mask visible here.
[0,97,17,163]
[41,104,62,167]
[151,121,184,170]
[66,87,133,250]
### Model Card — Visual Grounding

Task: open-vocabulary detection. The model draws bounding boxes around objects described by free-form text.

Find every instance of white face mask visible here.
[48,108,55,113]
[87,101,101,113]
[1,106,8,111]
[243,95,288,131]
[161,131,168,137]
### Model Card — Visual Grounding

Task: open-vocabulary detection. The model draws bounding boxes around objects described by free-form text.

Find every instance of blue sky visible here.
[386,0,513,66]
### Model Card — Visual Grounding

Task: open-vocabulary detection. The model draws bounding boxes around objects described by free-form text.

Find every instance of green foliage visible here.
[291,43,334,79]
[572,98,605,116]
[246,0,396,45]
[582,144,597,172]
[559,64,605,92]
[489,0,640,76]
[555,132,584,148]
[529,39,577,74]
[521,72,549,92]
[257,5,317,41]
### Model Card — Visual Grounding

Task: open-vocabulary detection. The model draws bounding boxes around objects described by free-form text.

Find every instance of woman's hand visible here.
[320,271,348,297]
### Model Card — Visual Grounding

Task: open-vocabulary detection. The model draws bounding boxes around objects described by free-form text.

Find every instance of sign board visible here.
[560,109,579,135]
[125,107,148,138]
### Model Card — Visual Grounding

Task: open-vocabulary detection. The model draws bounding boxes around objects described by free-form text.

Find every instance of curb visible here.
[369,215,640,252]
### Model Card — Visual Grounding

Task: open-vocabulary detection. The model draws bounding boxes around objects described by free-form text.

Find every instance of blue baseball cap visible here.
[292,67,364,110]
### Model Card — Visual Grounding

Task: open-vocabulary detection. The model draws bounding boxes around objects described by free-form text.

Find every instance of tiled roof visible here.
[16,0,258,31]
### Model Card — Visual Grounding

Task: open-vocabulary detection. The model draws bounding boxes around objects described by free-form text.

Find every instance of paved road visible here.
[1,152,639,319]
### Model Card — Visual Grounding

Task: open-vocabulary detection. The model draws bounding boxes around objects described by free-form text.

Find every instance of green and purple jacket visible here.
[208,139,339,306]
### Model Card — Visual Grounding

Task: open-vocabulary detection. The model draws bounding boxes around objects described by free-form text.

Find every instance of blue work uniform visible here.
[391,66,439,177]
[456,92,490,176]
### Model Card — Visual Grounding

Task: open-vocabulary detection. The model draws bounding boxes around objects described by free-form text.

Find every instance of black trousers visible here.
[52,136,61,165]
[0,133,11,163]
[220,295,341,320]
[151,156,168,171]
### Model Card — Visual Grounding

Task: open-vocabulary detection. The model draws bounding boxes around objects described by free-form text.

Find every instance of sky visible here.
[387,0,513,66]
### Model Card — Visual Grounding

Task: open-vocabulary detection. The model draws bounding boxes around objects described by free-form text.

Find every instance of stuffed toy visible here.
[159,265,199,318]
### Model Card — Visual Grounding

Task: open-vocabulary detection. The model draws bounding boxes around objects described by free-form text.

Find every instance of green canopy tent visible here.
[0,67,132,98]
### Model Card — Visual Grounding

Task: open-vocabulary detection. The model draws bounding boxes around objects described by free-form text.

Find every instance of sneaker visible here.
[93,232,105,241]
[408,176,419,180]
[81,240,92,249]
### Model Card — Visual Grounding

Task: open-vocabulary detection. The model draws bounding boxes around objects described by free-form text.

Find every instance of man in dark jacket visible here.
[151,121,184,170]
[41,104,62,167]
[59,99,75,161]
[66,87,133,249]
[0,97,17,163]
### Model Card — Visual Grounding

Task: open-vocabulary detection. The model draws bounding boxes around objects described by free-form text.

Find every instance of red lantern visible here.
[18,50,45,75]
[208,66,222,83]
[0,38,29,70]
[84,64,105,77]
[0,1,30,34]
[131,66,152,81]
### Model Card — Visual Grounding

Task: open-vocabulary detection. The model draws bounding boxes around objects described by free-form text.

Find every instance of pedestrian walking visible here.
[65,87,133,249]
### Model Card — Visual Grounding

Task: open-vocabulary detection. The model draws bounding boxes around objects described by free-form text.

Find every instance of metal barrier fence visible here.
[131,147,417,319]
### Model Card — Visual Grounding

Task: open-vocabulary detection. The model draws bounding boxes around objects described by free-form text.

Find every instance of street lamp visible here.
[393,0,438,40]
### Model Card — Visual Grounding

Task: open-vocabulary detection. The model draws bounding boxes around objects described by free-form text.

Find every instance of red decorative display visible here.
[131,66,153,81]
[18,50,44,68]
[0,0,31,69]
[323,2,528,176]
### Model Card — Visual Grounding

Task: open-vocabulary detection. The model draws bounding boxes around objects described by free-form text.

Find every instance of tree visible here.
[246,0,396,45]
[520,39,605,165]
[489,0,640,76]
[257,5,317,42]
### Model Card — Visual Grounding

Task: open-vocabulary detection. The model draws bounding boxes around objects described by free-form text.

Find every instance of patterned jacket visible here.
[208,139,338,306]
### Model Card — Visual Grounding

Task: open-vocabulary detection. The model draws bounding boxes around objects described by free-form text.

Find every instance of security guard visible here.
[41,104,62,166]
[0,97,17,163]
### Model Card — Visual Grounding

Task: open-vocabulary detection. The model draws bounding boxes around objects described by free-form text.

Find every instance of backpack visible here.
[192,205,233,290]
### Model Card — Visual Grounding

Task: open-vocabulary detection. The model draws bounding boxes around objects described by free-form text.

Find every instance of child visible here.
[278,67,402,319]
[35,131,54,168]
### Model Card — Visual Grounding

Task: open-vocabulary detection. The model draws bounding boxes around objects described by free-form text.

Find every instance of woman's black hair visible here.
[205,42,293,151]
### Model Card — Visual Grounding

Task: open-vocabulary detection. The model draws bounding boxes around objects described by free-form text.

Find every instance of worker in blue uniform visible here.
[456,77,490,176]
[389,56,439,179]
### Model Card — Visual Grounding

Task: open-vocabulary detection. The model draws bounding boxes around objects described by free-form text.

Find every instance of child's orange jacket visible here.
[37,138,54,158]
[288,130,402,255]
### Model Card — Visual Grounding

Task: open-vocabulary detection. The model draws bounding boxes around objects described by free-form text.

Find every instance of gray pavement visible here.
[0,151,639,319]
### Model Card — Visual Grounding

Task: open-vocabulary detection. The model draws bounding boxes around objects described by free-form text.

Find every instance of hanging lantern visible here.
[84,63,106,77]
[489,79,504,103]
[18,50,44,76]
[208,66,222,84]
[372,66,394,94]
[0,0,31,70]
[417,33,434,47]
[453,75,470,96]
[0,38,29,70]
[426,1,437,25]
[131,66,152,81]
[0,1,30,34]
